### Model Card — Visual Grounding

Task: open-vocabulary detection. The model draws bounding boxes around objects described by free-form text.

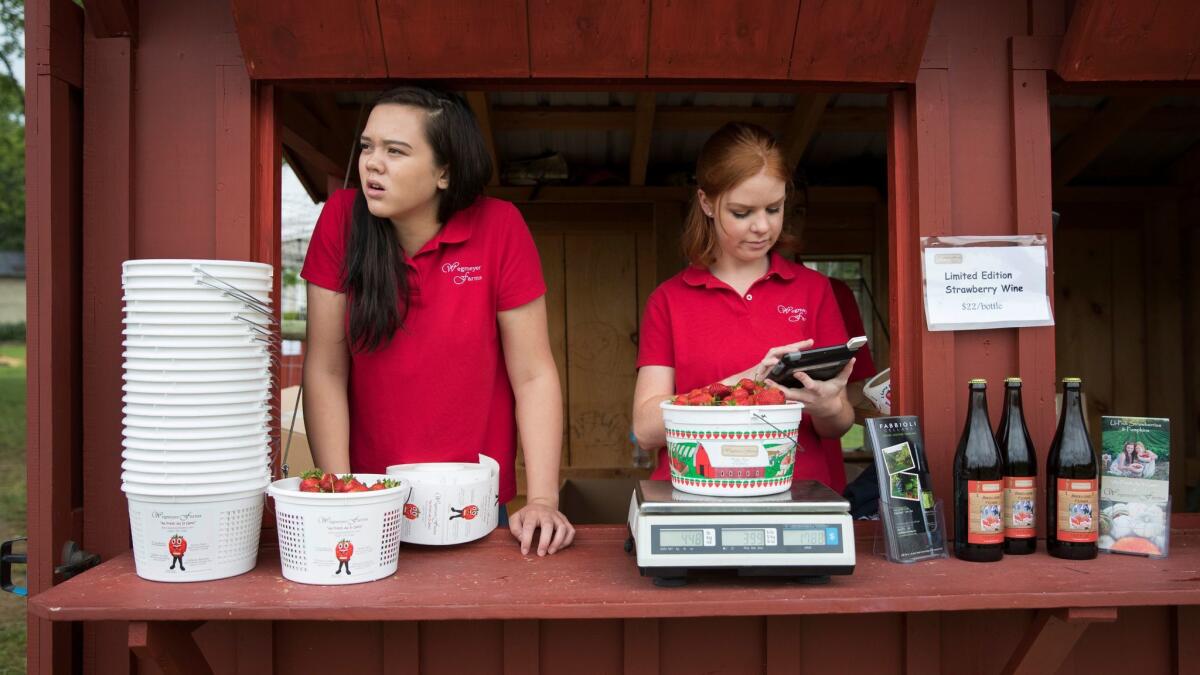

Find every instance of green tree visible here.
[0,0,22,253]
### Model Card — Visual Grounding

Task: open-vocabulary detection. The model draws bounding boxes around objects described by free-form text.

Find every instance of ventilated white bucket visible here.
[660,401,804,496]
[122,411,268,428]
[125,488,263,582]
[122,276,273,291]
[122,473,270,497]
[122,390,269,407]
[120,446,268,464]
[123,379,268,395]
[268,475,410,585]
[122,368,269,384]
[122,434,269,452]
[123,334,259,349]
[122,288,271,303]
[122,259,273,279]
[122,465,269,485]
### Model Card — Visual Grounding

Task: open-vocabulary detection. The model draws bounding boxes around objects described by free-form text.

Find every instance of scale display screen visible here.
[658,529,705,547]
[721,528,767,547]
[783,529,826,546]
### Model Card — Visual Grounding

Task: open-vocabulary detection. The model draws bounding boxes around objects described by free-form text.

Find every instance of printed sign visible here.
[922,243,1053,331]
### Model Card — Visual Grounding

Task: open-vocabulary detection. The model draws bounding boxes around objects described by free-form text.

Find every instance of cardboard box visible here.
[558,478,641,525]
[280,385,316,476]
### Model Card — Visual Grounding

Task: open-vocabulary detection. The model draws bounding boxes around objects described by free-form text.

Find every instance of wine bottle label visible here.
[1003,477,1036,538]
[967,480,1004,544]
[1056,478,1098,542]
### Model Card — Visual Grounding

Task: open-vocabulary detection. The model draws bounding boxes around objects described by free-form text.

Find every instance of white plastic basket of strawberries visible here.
[268,470,411,585]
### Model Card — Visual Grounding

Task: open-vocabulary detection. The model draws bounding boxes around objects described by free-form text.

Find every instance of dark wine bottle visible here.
[953,379,1005,562]
[1046,377,1099,560]
[997,377,1037,555]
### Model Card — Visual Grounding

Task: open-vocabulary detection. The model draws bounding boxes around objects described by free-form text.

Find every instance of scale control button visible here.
[825,527,839,545]
[765,529,778,546]
[703,529,716,547]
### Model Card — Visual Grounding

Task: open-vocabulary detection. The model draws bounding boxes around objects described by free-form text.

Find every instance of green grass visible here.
[0,343,25,675]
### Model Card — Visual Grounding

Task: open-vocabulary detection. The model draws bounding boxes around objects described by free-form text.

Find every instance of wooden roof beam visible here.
[279,93,352,190]
[465,92,500,186]
[86,0,137,39]
[489,105,887,134]
[782,94,830,172]
[1051,96,1158,189]
[629,93,656,186]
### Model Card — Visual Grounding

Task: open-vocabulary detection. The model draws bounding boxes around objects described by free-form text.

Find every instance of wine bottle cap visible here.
[968,378,987,384]
[1005,377,1022,385]
[1061,377,1081,383]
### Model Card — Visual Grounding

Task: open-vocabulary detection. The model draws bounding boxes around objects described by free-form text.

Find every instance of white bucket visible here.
[122,435,269,452]
[122,466,268,485]
[124,323,269,337]
[660,401,804,496]
[121,474,270,497]
[122,276,273,291]
[123,356,271,372]
[123,334,258,349]
[386,456,501,545]
[123,312,271,326]
[268,475,410,585]
[123,423,268,440]
[122,411,268,428]
[123,368,269,383]
[122,259,273,278]
[122,456,267,474]
[124,379,268,394]
[121,402,268,418]
[122,288,271,303]
[122,346,269,360]
[863,368,892,415]
[123,391,268,407]
[121,445,269,462]
[126,488,264,583]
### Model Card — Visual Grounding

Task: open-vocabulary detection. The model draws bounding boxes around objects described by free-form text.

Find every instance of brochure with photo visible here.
[865,416,947,563]
[1099,416,1170,558]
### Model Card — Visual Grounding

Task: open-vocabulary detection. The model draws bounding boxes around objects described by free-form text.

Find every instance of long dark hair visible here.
[342,87,493,352]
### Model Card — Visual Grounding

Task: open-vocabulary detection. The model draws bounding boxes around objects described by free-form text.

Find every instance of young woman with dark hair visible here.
[631,122,856,489]
[302,86,574,555]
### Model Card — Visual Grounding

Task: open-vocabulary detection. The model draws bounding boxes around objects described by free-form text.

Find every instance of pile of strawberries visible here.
[298,469,400,493]
[672,378,788,406]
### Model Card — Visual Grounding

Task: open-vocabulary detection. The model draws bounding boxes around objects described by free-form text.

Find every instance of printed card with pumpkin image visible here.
[1099,416,1170,558]
[866,416,947,563]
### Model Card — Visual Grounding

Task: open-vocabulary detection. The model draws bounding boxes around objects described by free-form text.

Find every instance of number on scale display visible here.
[720,529,766,547]
[658,529,704,547]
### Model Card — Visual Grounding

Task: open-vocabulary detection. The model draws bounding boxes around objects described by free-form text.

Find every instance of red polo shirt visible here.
[301,189,545,504]
[637,252,849,489]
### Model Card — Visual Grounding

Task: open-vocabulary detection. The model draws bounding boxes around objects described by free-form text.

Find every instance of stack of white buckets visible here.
[121,259,275,582]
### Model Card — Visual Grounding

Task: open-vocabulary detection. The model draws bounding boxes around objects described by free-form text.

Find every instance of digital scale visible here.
[626,480,855,586]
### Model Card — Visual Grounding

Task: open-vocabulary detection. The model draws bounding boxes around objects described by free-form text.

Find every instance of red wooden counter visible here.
[28,525,1200,675]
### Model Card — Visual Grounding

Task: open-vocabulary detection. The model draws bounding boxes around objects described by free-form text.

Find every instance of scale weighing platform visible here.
[626,480,855,586]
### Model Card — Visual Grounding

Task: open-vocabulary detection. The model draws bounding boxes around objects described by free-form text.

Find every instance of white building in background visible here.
[281,164,325,319]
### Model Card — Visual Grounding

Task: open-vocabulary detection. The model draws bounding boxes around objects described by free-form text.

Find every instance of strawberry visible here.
[756,389,786,405]
[688,392,715,406]
[707,383,732,399]
[319,472,336,493]
[346,482,369,493]
[673,394,689,405]
[738,378,757,392]
[299,469,322,493]
[369,478,400,491]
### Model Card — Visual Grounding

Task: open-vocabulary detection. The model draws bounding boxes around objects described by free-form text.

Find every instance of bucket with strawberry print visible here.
[268,474,410,585]
[386,455,500,546]
[661,396,804,497]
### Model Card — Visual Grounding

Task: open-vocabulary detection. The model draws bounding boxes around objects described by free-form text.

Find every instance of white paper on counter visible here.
[386,454,500,545]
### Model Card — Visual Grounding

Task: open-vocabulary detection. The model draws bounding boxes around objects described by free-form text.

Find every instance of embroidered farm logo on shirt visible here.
[777,305,808,323]
[441,261,483,285]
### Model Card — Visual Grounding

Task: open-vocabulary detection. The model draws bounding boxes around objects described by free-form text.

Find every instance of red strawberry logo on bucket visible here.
[403,503,420,520]
[167,534,187,571]
[334,539,354,575]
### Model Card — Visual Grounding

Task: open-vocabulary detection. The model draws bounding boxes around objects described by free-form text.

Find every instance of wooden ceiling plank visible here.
[781,94,830,172]
[229,0,386,79]
[279,93,351,182]
[528,0,649,77]
[1051,96,1158,188]
[629,92,656,186]
[789,0,936,83]
[489,105,886,134]
[1056,0,1200,81]
[466,92,501,187]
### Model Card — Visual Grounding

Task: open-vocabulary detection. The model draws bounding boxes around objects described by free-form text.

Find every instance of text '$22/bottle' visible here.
[997,377,1037,554]
[953,379,1005,562]
[1046,377,1099,560]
